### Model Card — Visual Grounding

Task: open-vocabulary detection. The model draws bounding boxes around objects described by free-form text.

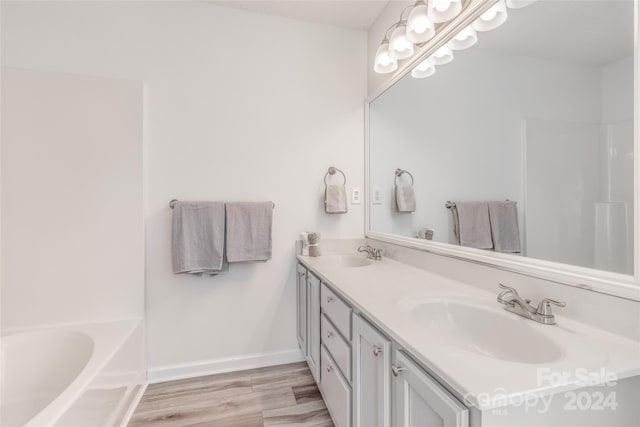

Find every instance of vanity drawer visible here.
[321,283,352,340]
[321,314,351,381]
[321,345,352,427]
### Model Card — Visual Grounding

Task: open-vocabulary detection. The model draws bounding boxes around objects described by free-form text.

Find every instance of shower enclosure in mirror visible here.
[367,0,638,299]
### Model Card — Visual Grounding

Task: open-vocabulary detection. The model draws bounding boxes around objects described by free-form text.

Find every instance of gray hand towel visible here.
[488,201,521,253]
[396,185,416,213]
[225,202,273,262]
[451,201,493,249]
[172,201,227,275]
[325,185,347,214]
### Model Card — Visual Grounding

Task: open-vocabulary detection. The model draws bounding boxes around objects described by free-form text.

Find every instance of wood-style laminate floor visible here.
[129,362,334,427]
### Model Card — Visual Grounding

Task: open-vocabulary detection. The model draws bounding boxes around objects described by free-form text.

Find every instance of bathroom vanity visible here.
[295,253,640,427]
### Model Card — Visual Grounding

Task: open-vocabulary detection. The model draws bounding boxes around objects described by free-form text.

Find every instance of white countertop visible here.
[297,253,640,410]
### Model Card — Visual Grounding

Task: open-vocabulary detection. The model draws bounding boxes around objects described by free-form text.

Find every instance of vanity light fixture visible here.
[375,0,515,76]
[411,59,436,78]
[428,44,454,65]
[406,1,435,44]
[389,21,415,60]
[447,25,477,50]
[428,0,463,23]
[374,39,398,74]
[472,0,508,32]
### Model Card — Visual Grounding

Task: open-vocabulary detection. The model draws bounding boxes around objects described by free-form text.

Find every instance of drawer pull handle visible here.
[373,346,382,356]
[327,295,335,303]
[326,365,333,373]
[327,331,334,338]
[391,364,405,377]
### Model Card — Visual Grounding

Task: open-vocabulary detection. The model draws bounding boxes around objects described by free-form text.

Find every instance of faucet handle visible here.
[536,298,566,316]
[498,283,517,293]
[497,283,518,305]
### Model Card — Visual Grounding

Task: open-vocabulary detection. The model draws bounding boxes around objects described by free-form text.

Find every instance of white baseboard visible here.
[147,348,305,384]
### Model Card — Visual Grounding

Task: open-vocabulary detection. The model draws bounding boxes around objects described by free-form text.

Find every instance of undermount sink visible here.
[409,300,563,364]
[323,255,372,268]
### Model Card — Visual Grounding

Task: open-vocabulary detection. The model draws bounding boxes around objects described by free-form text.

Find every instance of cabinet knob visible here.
[327,331,334,338]
[327,295,334,303]
[326,365,333,373]
[391,364,405,377]
[372,346,382,357]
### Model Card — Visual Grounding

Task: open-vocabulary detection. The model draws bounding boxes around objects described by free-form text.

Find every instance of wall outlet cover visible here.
[351,187,361,204]
[372,187,382,205]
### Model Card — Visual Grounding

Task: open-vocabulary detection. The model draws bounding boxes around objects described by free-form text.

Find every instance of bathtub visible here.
[1,319,146,427]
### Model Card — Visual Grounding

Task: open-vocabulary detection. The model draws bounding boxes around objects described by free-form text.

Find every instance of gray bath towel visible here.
[451,201,493,249]
[488,201,521,253]
[396,185,416,213]
[325,185,347,214]
[172,201,227,275]
[225,202,273,262]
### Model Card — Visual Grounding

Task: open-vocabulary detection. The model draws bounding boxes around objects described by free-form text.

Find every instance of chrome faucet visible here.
[358,245,382,261]
[496,283,566,325]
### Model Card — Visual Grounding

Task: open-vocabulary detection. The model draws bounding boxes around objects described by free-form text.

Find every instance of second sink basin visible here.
[408,300,563,364]
[322,255,372,268]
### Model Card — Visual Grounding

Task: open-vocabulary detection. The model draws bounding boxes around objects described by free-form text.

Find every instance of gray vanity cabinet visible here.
[307,272,321,382]
[296,263,308,355]
[392,351,469,427]
[296,263,321,382]
[352,314,391,427]
[298,260,469,427]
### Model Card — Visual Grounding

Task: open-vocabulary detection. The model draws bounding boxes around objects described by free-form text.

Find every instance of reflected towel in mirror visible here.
[451,202,493,249]
[396,185,416,213]
[488,201,521,253]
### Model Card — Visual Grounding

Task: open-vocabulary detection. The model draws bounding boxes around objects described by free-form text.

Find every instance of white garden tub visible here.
[1,319,145,427]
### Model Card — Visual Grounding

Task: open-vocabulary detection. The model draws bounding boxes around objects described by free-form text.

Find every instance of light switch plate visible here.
[372,187,382,205]
[351,187,361,204]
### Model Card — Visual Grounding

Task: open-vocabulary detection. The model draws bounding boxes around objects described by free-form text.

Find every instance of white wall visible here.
[1,68,144,328]
[1,1,366,373]
[369,48,602,247]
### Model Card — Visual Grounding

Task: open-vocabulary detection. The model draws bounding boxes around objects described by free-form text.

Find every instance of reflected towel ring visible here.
[324,166,347,186]
[395,169,414,186]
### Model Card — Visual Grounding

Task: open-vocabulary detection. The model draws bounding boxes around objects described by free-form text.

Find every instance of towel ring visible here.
[324,166,346,186]
[394,169,414,186]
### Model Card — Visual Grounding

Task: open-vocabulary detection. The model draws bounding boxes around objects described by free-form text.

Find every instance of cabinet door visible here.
[307,273,321,383]
[353,314,391,427]
[296,264,307,356]
[392,351,468,427]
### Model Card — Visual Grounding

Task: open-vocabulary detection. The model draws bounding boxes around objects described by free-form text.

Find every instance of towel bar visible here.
[170,199,275,209]
[446,200,511,209]
[324,166,346,185]
[394,169,414,186]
